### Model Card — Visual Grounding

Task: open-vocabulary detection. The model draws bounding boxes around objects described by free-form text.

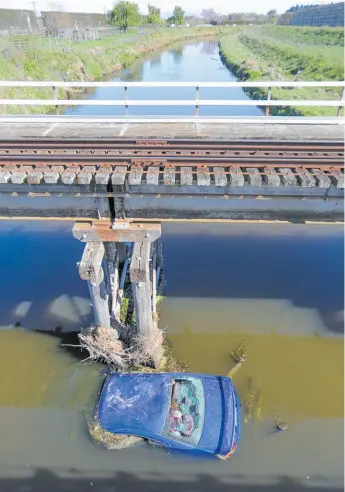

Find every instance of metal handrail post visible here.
[124,86,128,116]
[52,85,59,115]
[266,86,272,117]
[337,88,345,117]
[195,85,199,116]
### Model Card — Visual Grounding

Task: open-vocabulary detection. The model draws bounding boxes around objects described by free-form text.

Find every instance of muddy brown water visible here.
[0,220,343,492]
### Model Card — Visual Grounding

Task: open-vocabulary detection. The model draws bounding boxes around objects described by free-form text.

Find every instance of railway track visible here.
[0,138,343,170]
[0,140,343,185]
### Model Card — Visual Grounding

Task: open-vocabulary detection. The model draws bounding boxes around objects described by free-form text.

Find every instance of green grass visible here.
[0,26,224,115]
[219,26,344,116]
[261,25,344,47]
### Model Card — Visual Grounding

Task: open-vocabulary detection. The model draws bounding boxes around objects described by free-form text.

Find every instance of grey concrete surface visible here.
[0,121,344,140]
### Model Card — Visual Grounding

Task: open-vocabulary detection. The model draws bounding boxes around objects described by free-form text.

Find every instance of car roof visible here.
[98,373,172,436]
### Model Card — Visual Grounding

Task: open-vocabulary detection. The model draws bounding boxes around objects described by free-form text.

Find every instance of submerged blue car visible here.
[97,372,242,459]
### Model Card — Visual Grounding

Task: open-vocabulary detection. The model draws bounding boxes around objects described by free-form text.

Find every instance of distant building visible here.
[289,2,344,27]
[41,11,107,31]
[0,8,38,31]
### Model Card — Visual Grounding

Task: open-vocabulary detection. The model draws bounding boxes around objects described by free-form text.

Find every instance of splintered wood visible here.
[78,242,111,329]
[130,242,150,284]
[130,241,153,337]
[79,242,105,283]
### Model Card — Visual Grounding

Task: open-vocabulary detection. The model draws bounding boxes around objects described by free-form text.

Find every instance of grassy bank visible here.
[219,26,344,116]
[0,26,223,114]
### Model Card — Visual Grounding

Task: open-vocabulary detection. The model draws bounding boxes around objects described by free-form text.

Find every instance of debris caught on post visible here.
[231,338,248,363]
[276,421,288,431]
[227,338,248,378]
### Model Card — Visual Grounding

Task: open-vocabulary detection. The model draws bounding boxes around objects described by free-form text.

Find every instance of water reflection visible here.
[161,223,344,335]
[201,41,217,55]
[169,46,184,64]
[0,221,92,331]
[120,63,144,82]
[149,52,162,68]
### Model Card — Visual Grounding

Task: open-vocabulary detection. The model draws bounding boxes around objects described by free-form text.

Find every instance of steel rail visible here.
[0,149,342,158]
[0,155,342,166]
[1,153,341,163]
[0,140,343,174]
[0,138,343,151]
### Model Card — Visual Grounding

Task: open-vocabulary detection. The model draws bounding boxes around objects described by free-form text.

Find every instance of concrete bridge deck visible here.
[0,120,343,140]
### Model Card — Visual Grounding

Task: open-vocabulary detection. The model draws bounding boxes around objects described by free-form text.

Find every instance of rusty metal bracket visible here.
[73,220,161,243]
[136,140,168,146]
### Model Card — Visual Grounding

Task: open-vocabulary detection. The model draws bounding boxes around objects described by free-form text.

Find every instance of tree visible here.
[147,4,161,24]
[201,8,212,22]
[110,1,141,30]
[267,9,277,23]
[172,5,185,25]
[278,12,295,24]
[267,9,277,18]
[201,8,220,24]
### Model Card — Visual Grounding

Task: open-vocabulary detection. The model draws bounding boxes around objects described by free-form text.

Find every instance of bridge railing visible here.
[0,80,344,118]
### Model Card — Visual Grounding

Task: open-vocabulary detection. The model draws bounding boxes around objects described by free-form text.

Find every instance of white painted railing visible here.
[0,80,344,118]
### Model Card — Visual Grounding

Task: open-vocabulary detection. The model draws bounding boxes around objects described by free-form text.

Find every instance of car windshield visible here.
[162,377,205,447]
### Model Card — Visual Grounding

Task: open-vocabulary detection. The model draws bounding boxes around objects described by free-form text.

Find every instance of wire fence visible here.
[0,26,146,52]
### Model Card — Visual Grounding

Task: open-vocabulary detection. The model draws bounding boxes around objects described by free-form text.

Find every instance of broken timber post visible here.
[152,243,157,316]
[156,239,163,290]
[79,242,112,329]
[104,242,116,307]
[130,241,153,337]
[130,240,163,368]
[73,220,162,352]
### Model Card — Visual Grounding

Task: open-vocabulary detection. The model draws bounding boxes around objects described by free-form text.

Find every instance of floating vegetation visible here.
[244,377,263,422]
[231,338,248,363]
[88,418,143,450]
[276,421,288,431]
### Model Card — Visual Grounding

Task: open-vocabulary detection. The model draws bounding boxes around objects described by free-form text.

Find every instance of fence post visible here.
[52,86,59,115]
[124,86,129,116]
[195,85,199,116]
[337,88,345,117]
[266,86,272,117]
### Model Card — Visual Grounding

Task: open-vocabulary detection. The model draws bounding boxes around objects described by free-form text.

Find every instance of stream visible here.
[65,40,263,117]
